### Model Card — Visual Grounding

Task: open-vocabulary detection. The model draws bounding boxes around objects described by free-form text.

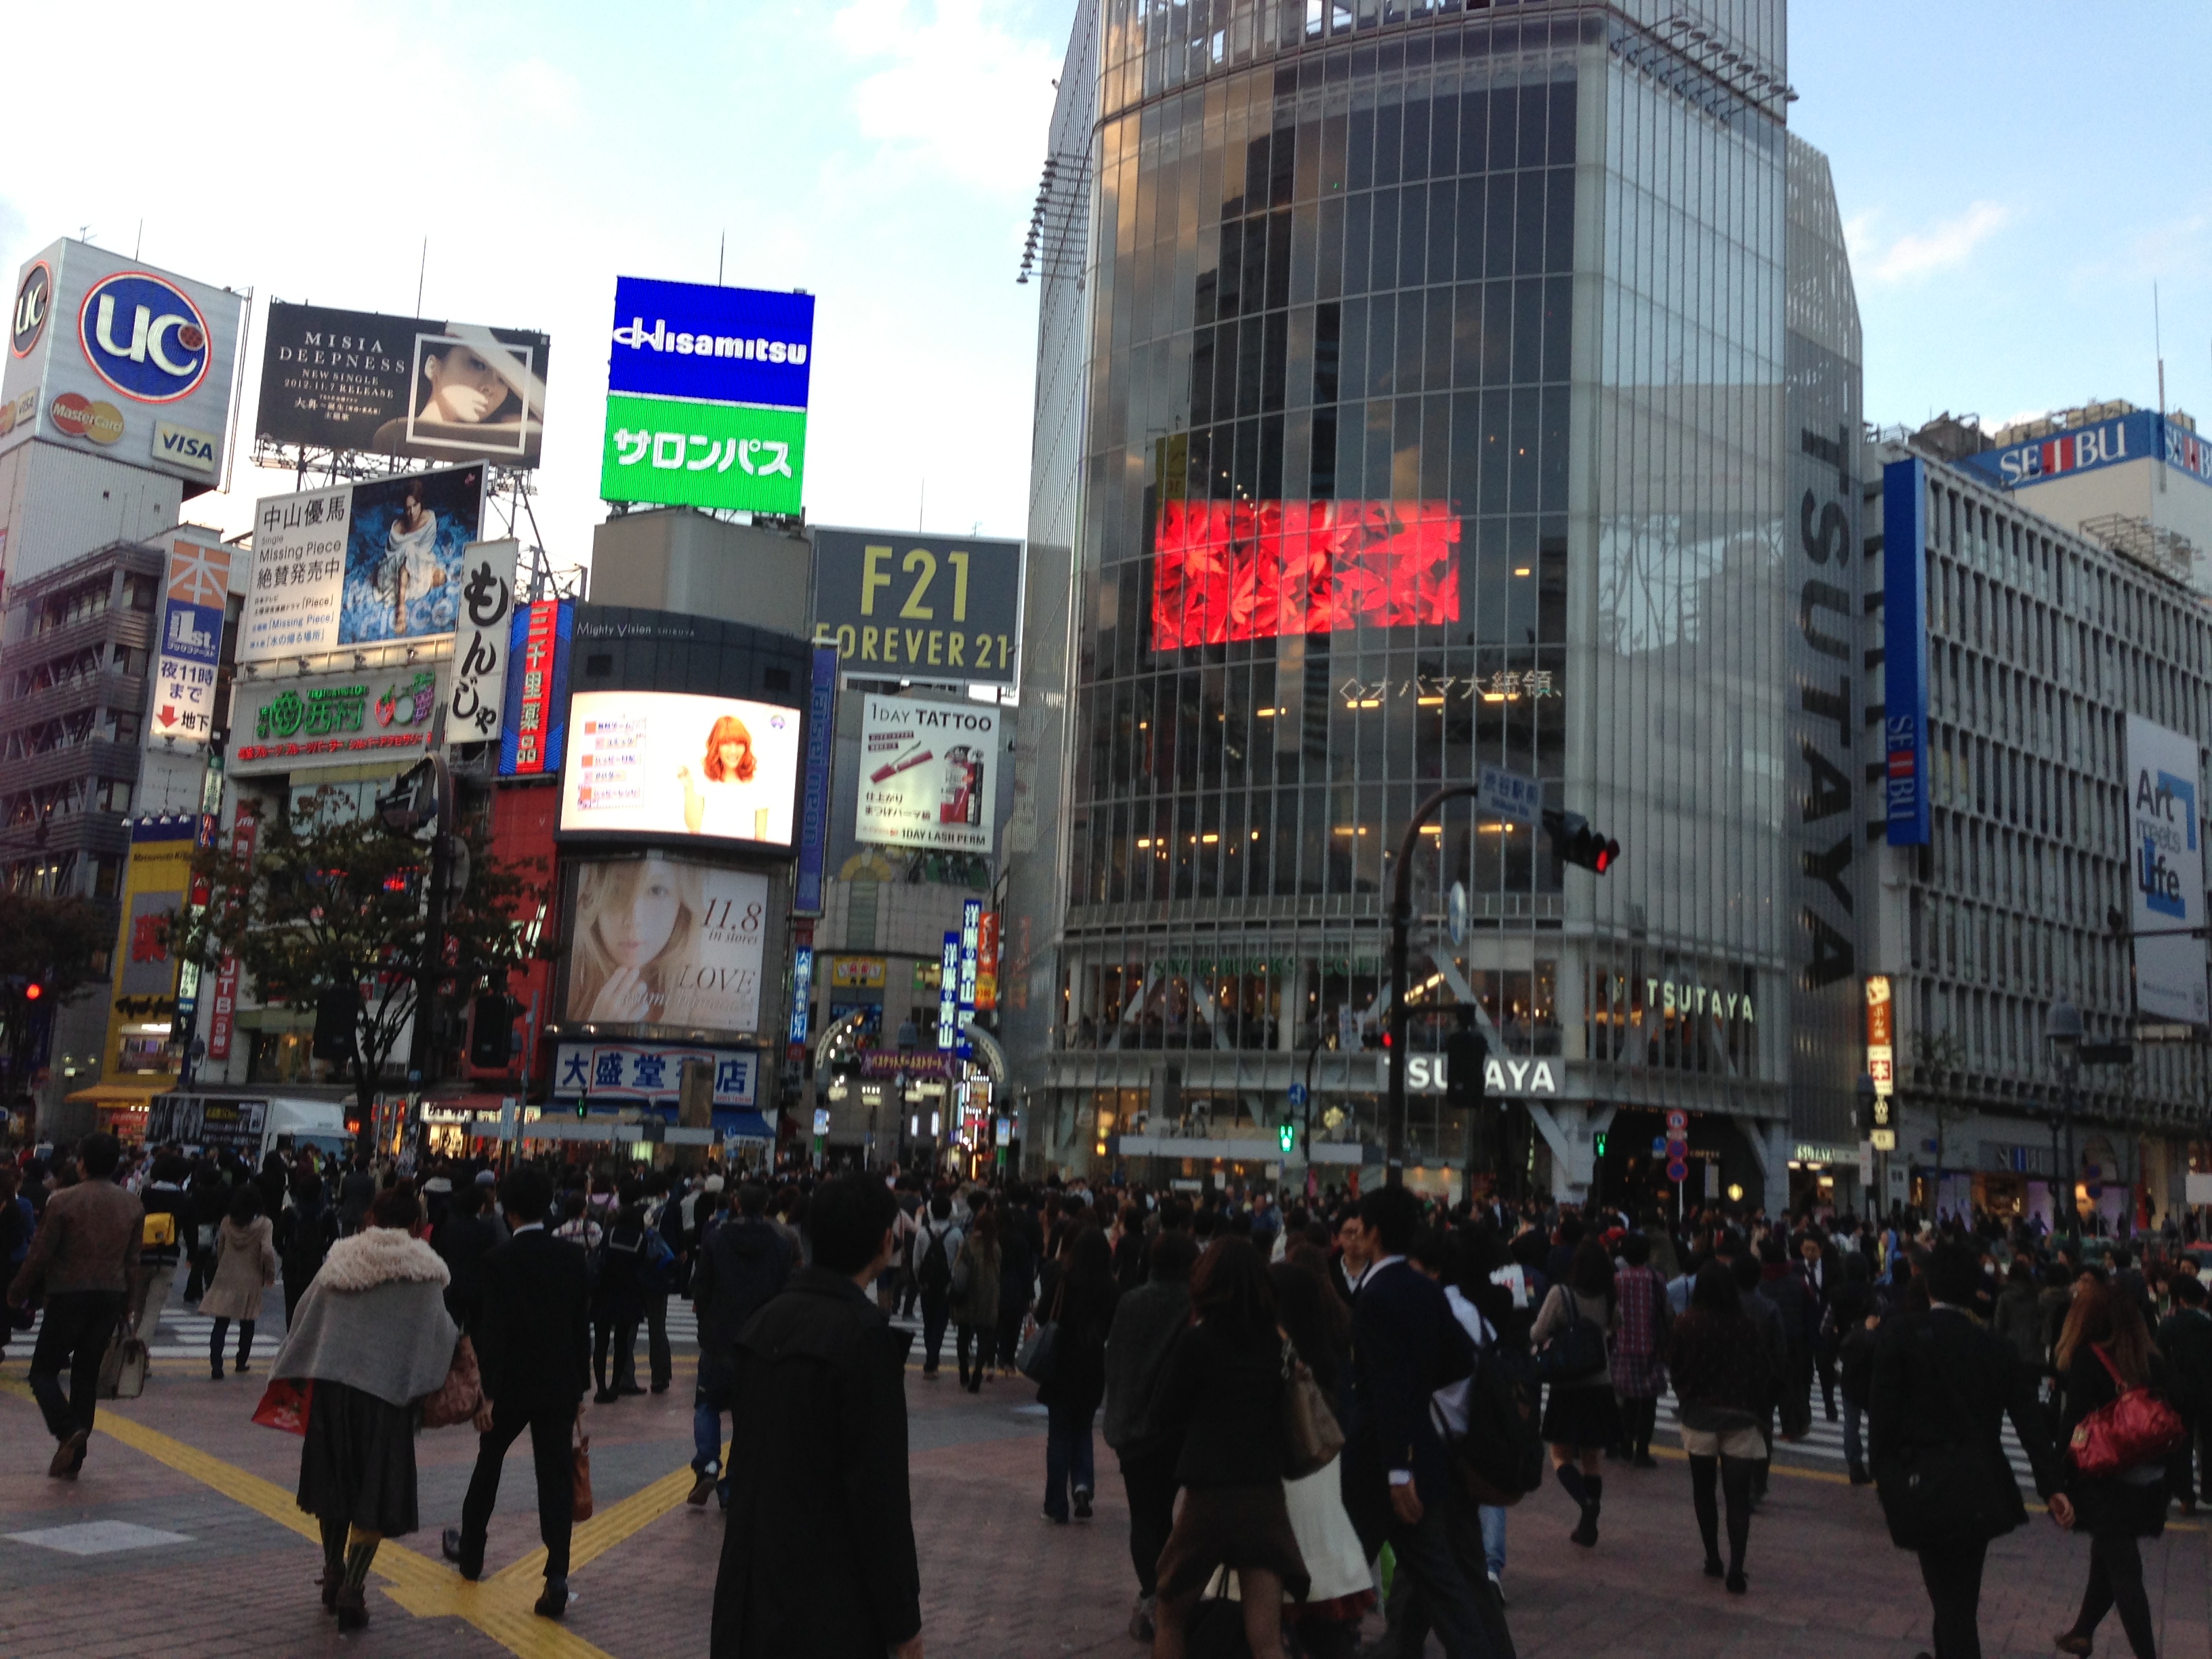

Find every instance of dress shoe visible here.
[687,1465,720,1507]
[47,1429,88,1479]
[593,1388,617,1404]
[535,1577,571,1620]
[441,1526,481,1580]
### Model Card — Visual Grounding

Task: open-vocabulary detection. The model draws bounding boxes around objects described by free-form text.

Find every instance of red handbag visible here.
[252,1377,314,1436]
[2068,1345,2186,1478]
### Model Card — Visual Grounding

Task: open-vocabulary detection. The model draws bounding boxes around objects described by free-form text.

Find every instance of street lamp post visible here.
[2045,997,2084,1235]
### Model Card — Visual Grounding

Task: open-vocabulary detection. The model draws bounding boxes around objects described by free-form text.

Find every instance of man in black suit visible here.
[1869,1242,2066,1659]
[443,1166,592,1621]
[1345,1185,1501,1659]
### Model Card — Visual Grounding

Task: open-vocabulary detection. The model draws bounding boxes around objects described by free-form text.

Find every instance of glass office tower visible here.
[1010,0,1861,1207]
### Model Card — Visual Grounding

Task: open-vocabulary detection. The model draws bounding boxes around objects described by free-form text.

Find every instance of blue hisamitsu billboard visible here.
[606,276,815,411]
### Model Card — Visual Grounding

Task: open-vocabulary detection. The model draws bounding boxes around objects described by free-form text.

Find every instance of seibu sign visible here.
[1405,1053,1560,1097]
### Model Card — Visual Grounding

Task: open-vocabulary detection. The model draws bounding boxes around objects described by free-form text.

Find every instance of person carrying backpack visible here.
[913,1191,963,1381]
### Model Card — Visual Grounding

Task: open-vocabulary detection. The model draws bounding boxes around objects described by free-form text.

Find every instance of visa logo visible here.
[153,420,218,473]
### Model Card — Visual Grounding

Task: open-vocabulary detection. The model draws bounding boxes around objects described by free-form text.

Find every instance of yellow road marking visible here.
[0,1378,687,1658]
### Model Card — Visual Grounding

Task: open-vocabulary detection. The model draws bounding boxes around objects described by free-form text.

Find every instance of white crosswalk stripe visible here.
[1649,1388,2043,1486]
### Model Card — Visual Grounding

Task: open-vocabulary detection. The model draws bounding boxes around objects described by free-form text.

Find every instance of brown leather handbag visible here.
[1281,1335,1346,1478]
[419,1335,483,1429]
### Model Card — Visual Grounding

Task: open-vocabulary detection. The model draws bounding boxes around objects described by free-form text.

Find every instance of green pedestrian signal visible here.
[1594,1130,1607,1158]
[1279,1118,1297,1154]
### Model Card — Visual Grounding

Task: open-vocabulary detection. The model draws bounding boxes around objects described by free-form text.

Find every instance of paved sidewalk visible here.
[4,1343,2210,1659]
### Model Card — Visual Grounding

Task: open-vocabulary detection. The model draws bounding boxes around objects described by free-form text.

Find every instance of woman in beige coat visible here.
[203,1183,277,1380]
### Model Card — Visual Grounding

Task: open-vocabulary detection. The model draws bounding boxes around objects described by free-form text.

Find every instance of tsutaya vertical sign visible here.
[2126,713,2209,1026]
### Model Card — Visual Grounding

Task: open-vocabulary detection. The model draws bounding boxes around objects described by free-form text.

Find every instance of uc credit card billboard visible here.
[3,239,245,492]
[599,276,813,514]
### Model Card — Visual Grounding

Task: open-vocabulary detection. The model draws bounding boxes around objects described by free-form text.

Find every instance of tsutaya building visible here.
[1004,0,1868,1207]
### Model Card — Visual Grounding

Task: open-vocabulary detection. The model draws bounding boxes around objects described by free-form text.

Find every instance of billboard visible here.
[812,529,1023,686]
[1882,457,1931,846]
[854,695,1001,855]
[2,239,245,489]
[1149,501,1461,649]
[445,539,518,744]
[500,598,573,775]
[229,664,445,775]
[599,276,813,514]
[560,691,802,846]
[2126,713,2209,1026]
[256,302,550,466]
[150,537,233,747]
[552,1042,758,1106]
[562,857,771,1034]
[238,465,485,661]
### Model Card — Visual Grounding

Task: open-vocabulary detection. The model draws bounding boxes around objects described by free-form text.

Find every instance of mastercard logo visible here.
[51,392,125,445]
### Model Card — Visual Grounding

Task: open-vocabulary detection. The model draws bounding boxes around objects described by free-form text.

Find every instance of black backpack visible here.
[1452,1340,1546,1505]
[917,1225,954,1296]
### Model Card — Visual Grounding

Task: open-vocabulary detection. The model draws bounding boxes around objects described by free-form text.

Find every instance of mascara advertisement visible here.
[853,695,1000,855]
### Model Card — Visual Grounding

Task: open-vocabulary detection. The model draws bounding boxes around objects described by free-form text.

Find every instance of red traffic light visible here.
[1593,842,1618,874]
[24,982,42,1002]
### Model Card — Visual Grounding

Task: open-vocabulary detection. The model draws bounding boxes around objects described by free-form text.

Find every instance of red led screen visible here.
[1150,501,1461,649]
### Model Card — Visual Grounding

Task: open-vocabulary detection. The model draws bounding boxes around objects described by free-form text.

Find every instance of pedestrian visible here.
[430,1177,503,1334]
[996,1195,1038,1378]
[182,1157,226,1303]
[1145,1235,1307,1659]
[953,1201,1002,1391]
[270,1182,461,1632]
[1666,1261,1772,1593]
[639,1170,679,1393]
[2051,1279,2172,1659]
[912,1190,964,1381]
[689,1182,794,1507]
[2156,1273,2212,1514]
[5,1132,140,1479]
[1342,1185,1494,1659]
[442,1166,592,1622]
[1833,1252,1880,1485]
[1868,1242,2064,1659]
[1795,1229,1839,1420]
[202,1181,277,1380]
[336,1155,375,1237]
[1610,1231,1670,1469]
[1038,1224,1117,1523]
[1532,1237,1619,1547]
[1990,1258,2043,1371]
[710,1174,921,1659]
[276,1168,336,1330]
[1102,1228,1198,1641]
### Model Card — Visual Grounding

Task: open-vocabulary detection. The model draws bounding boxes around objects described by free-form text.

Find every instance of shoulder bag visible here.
[1281,1334,1345,1478]
[419,1334,483,1429]
[1533,1289,1609,1385]
[1017,1279,1066,1384]
[2069,1344,2187,1477]
[571,1413,596,1523]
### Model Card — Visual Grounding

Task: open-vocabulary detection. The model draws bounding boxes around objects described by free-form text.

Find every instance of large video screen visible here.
[560,691,802,846]
[562,857,769,1034]
[1150,500,1462,649]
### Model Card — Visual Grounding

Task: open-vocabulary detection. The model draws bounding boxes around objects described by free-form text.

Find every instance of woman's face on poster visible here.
[598,858,682,967]
[422,346,511,424]
[716,737,748,775]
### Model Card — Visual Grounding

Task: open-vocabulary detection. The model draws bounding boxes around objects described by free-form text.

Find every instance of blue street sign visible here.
[1288,1083,1309,1107]
[1667,1158,1689,1183]
[1651,1136,1667,1155]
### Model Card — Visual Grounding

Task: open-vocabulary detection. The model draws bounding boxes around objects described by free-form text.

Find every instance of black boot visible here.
[1574,1475,1603,1548]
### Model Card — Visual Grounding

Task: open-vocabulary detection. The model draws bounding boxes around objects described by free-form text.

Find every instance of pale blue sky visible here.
[1,2,2203,572]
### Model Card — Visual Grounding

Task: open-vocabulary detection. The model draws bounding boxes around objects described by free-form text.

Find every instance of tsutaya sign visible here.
[1641,977,1757,1023]
[1405,1054,1559,1097]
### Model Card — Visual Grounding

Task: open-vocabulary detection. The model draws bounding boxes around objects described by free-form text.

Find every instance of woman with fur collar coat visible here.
[270,1181,459,1632]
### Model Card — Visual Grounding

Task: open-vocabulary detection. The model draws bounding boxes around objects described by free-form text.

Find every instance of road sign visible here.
[1448,880,1469,947]
[1664,1109,1688,1134]
[1870,1128,1897,1151]
[1477,764,1540,825]
[1666,1158,1688,1183]
[1288,1083,1309,1107]
[1651,1136,1667,1155]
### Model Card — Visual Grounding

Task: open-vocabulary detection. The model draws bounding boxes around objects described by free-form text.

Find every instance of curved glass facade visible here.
[1015,1,1853,1200]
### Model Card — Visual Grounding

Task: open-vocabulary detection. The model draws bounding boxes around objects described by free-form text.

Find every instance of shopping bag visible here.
[252,1377,313,1435]
[571,1425,595,1522]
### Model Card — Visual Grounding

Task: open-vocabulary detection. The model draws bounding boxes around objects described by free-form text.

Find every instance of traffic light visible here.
[1593,1130,1608,1158]
[468,994,516,1069]
[1278,1114,1298,1155]
[22,981,41,1003]
[1444,1025,1488,1114]
[1542,809,1620,874]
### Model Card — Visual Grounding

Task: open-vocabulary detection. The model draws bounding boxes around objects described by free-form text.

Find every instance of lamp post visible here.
[2045,996,2084,1235]
[1387,783,1486,1187]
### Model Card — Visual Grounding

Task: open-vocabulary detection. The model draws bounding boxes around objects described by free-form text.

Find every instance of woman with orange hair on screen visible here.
[678,715,764,840]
